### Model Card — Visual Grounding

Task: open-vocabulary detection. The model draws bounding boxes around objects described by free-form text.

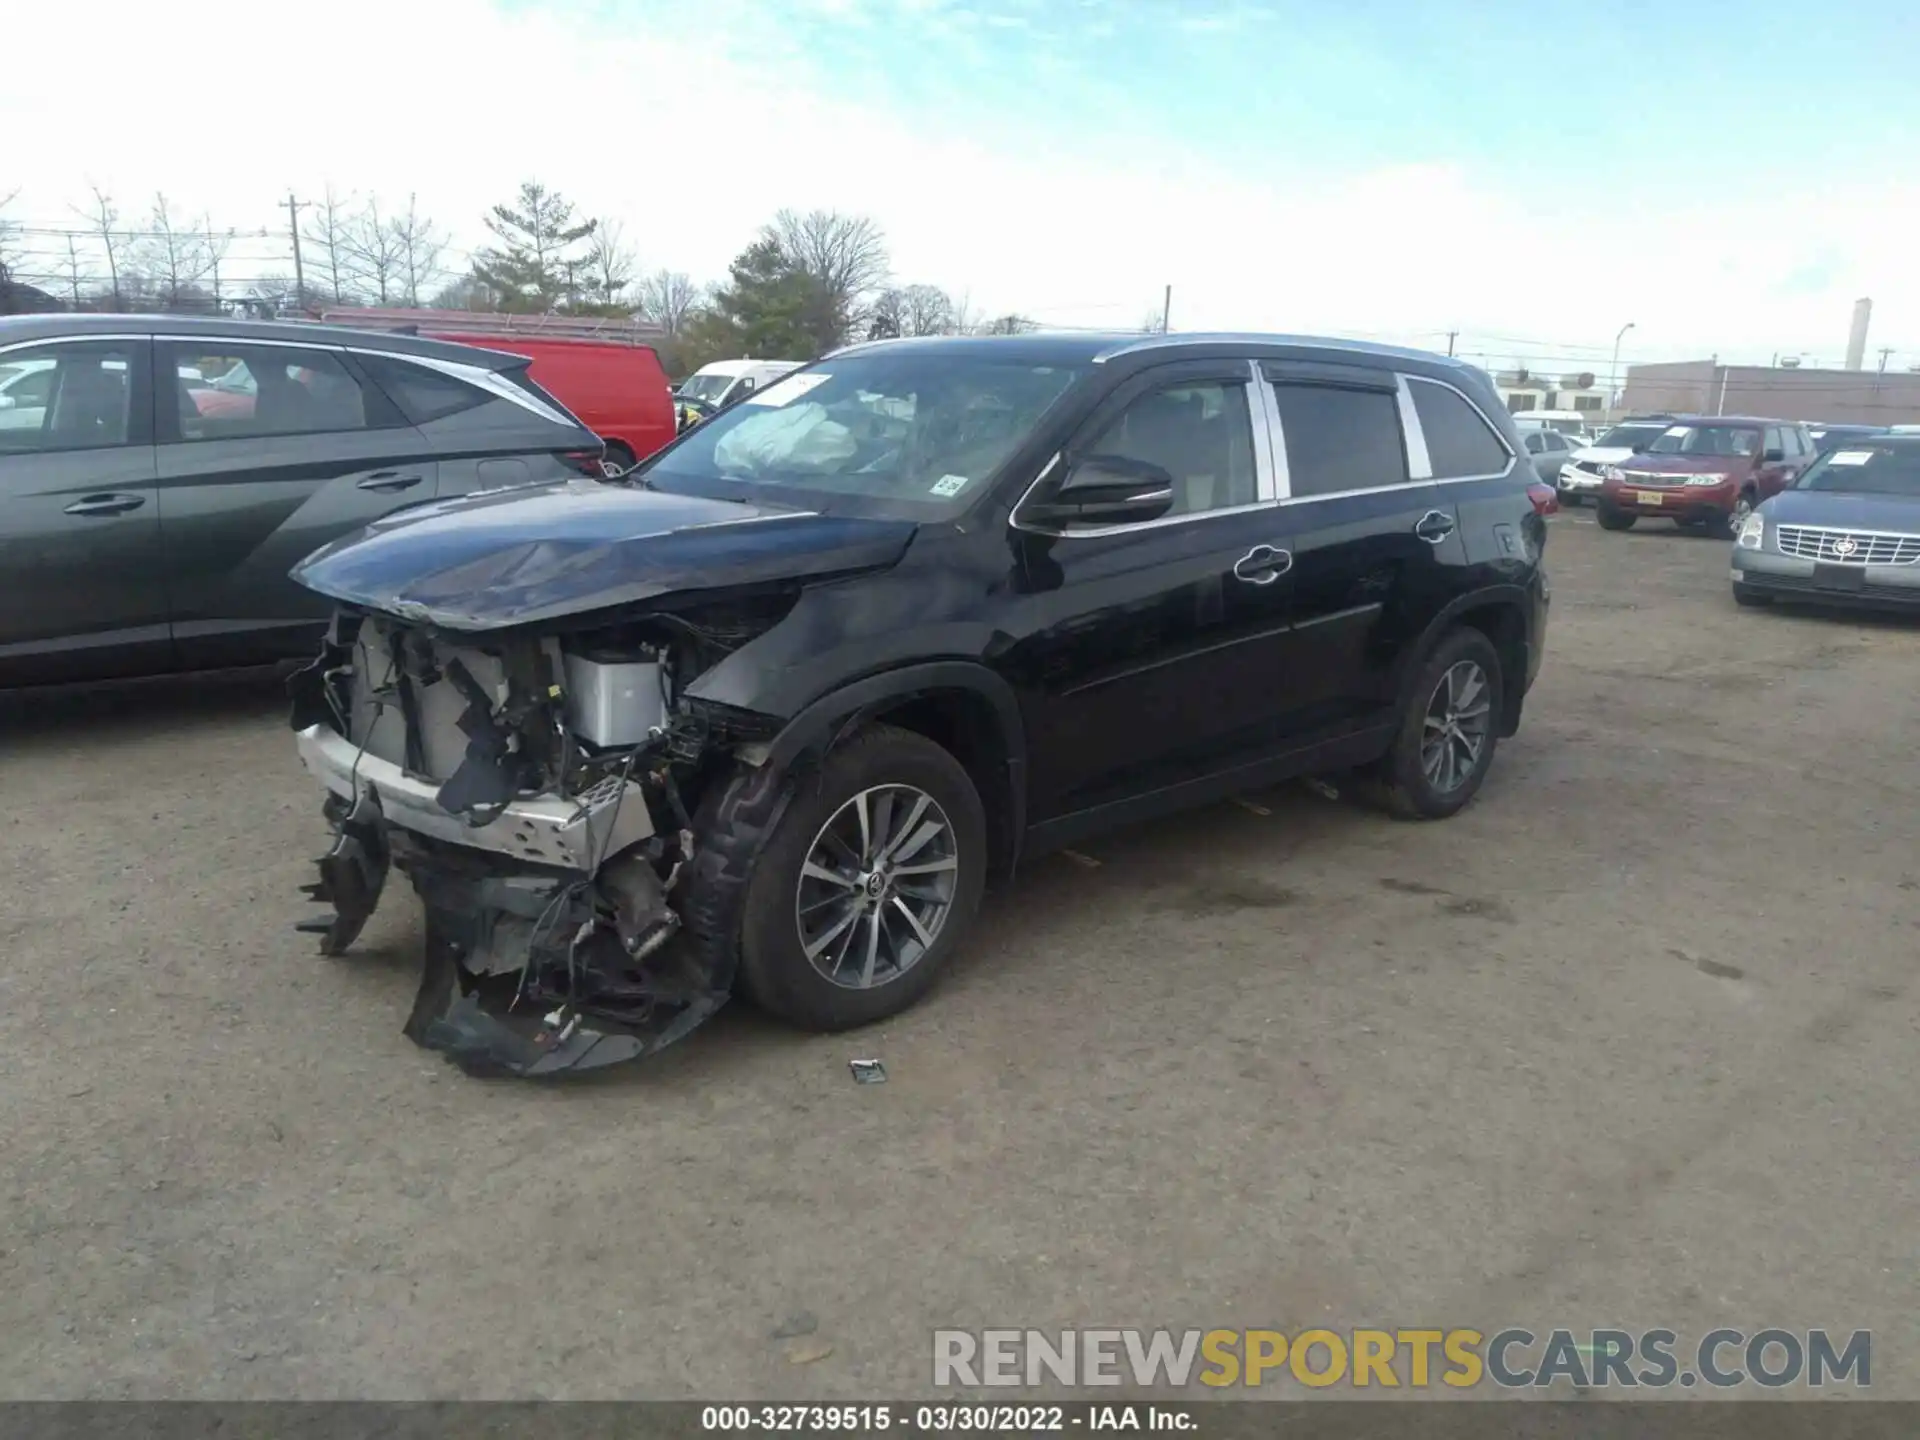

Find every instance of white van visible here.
[676,359,803,412]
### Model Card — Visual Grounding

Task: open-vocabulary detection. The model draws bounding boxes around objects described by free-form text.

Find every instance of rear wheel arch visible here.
[1399,588,1532,738]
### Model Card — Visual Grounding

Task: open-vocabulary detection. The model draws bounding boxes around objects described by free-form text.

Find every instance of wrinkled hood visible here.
[291,479,918,631]
[1763,486,1920,531]
[1616,453,1747,477]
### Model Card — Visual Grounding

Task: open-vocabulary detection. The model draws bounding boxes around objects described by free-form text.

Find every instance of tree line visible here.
[0,182,1041,376]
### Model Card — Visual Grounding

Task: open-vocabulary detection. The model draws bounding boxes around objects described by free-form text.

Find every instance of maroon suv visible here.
[1598,416,1815,535]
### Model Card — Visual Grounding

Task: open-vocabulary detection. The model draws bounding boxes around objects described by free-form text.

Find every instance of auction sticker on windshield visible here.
[930,474,971,497]
[746,373,831,407]
[1828,450,1876,465]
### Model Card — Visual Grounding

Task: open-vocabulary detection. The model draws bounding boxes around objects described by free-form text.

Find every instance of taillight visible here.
[1527,482,1560,516]
[561,448,607,478]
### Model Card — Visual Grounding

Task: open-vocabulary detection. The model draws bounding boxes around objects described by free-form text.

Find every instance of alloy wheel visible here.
[1420,660,1492,795]
[795,784,959,990]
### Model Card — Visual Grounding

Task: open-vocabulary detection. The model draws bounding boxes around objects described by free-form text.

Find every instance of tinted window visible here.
[1523,432,1545,454]
[1273,383,1408,498]
[1763,426,1785,457]
[1799,443,1920,495]
[1413,378,1512,480]
[359,354,489,424]
[164,344,371,441]
[1085,380,1257,517]
[0,344,135,454]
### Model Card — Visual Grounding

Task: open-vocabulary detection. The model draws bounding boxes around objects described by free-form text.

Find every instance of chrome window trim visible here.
[0,333,148,356]
[1396,373,1434,481]
[1398,373,1517,487]
[1008,360,1278,540]
[1249,365,1289,500]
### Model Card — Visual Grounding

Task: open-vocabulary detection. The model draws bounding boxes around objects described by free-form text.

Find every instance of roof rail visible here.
[303,306,666,346]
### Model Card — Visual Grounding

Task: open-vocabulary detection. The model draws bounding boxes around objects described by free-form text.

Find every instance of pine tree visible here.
[470,181,597,313]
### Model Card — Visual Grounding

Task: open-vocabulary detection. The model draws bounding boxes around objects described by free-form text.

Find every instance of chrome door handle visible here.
[1232,544,1292,585]
[1414,509,1456,544]
[357,472,423,493]
[63,493,146,517]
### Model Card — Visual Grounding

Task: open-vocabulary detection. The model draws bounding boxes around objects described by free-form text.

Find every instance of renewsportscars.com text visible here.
[933,1327,1871,1390]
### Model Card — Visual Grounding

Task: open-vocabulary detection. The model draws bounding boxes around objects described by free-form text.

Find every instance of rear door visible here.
[0,336,170,685]
[153,337,440,669]
[1265,362,1475,739]
[1008,358,1291,823]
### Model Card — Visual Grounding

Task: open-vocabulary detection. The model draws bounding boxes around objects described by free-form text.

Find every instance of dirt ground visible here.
[3,513,1918,1400]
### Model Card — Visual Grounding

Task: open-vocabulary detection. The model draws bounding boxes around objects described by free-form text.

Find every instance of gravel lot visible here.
[4,514,1917,1400]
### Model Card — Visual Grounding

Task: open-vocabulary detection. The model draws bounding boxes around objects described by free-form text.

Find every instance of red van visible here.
[312,309,677,474]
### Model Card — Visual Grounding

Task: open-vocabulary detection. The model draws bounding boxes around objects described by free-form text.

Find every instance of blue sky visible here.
[8,0,1919,370]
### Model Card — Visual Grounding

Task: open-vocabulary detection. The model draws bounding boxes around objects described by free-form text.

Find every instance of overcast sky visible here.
[6,0,1918,374]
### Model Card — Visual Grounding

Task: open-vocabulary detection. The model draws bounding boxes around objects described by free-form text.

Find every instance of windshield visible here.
[1797,443,1920,496]
[1648,425,1759,458]
[644,352,1089,514]
[678,373,736,403]
[1596,424,1666,451]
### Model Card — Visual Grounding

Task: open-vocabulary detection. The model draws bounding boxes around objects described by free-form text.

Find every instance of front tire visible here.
[1597,502,1637,531]
[1361,628,1504,821]
[736,724,987,1032]
[1715,490,1756,539]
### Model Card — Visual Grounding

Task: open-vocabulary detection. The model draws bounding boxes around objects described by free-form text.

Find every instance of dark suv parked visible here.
[0,315,602,687]
[289,332,1553,1077]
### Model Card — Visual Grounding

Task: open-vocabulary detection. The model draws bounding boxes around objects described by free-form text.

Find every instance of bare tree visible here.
[75,187,126,308]
[390,195,447,307]
[765,209,889,348]
[946,290,985,336]
[138,193,212,310]
[340,195,409,305]
[901,283,955,336]
[866,288,906,339]
[983,313,1038,335]
[61,235,95,308]
[202,220,235,306]
[301,186,359,305]
[635,268,699,335]
[579,219,636,309]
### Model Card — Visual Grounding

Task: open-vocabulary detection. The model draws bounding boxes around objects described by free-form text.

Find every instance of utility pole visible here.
[1446,330,1458,357]
[1879,347,1895,374]
[1610,321,1636,412]
[1161,284,1171,334]
[284,192,308,311]
[64,236,84,308]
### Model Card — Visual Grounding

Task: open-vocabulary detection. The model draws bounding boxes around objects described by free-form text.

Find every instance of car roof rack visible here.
[296,306,667,346]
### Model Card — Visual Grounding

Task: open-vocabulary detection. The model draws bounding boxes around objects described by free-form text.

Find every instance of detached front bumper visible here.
[296,722,653,871]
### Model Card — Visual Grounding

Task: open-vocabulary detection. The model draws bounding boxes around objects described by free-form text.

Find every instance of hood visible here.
[291,479,918,631]
[1570,445,1640,465]
[1616,453,1747,478]
[1763,486,1920,531]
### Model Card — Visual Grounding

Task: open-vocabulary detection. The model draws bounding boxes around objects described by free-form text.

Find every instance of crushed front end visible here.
[289,605,777,1077]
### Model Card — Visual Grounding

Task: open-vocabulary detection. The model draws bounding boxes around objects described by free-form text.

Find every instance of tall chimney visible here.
[1845,297,1872,371]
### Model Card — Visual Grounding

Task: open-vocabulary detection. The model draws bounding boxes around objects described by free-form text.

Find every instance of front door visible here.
[1264,363,1458,738]
[0,336,171,685]
[1004,360,1293,823]
[153,339,440,669]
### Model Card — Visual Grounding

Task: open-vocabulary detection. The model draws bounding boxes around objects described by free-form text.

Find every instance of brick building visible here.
[1621,360,1920,426]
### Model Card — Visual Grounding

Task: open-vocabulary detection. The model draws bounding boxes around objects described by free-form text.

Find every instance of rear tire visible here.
[736,724,987,1032]
[1597,502,1637,531]
[1358,627,1504,821]
[599,441,636,478]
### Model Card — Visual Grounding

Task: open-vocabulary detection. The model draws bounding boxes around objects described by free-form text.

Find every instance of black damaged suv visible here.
[290,332,1553,1076]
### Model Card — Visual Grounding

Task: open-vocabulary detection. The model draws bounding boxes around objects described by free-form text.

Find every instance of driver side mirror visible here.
[1020,454,1176,530]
